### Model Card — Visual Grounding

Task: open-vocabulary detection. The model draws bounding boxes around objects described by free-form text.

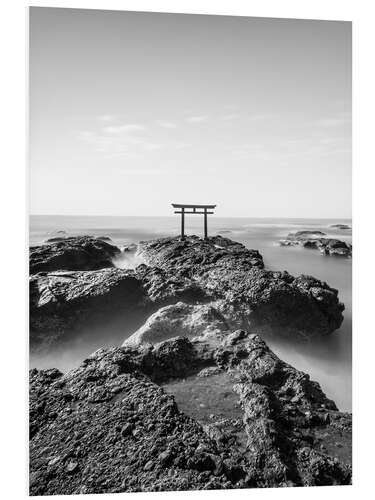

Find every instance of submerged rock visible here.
[30,236,121,274]
[29,332,351,495]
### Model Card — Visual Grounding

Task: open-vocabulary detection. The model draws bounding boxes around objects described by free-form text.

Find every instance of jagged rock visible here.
[137,237,344,338]
[29,268,146,348]
[29,333,351,495]
[29,236,345,349]
[279,232,352,258]
[124,302,229,346]
[30,236,121,274]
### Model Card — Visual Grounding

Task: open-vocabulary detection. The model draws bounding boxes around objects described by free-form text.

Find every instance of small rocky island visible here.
[29,235,351,494]
[279,231,352,258]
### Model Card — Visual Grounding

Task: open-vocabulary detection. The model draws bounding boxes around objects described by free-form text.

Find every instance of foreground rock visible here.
[279,232,352,258]
[30,236,120,274]
[29,268,146,348]
[30,332,351,495]
[30,236,345,349]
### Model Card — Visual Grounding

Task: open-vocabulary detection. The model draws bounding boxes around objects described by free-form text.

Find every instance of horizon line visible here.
[29,213,352,220]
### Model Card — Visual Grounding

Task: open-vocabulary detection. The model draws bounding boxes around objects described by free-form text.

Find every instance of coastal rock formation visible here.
[30,236,120,274]
[30,332,351,495]
[330,224,351,230]
[279,232,352,258]
[137,236,344,338]
[124,302,229,346]
[29,268,146,348]
[29,235,345,349]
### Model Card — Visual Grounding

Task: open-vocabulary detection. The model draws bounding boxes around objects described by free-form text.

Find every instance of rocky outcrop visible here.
[124,302,229,346]
[137,236,344,338]
[30,332,351,495]
[30,236,121,274]
[29,236,345,350]
[279,232,352,258]
[330,224,351,230]
[29,269,146,348]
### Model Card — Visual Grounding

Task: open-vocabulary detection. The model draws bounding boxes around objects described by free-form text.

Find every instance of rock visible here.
[29,268,146,349]
[279,232,351,258]
[30,236,345,349]
[137,237,344,339]
[44,236,68,243]
[29,332,351,494]
[330,224,351,230]
[96,236,113,242]
[30,236,121,274]
[124,302,229,346]
[197,367,223,378]
[66,461,79,474]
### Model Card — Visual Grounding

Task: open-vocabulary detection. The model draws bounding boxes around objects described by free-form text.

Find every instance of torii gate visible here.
[172,203,216,240]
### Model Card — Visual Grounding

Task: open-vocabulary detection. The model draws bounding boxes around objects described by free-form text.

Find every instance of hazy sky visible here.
[29,8,351,218]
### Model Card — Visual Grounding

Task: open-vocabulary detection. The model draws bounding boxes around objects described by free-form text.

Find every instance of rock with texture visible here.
[30,236,120,274]
[29,268,146,348]
[137,236,344,338]
[330,224,351,230]
[279,232,352,258]
[29,332,351,495]
[30,235,345,348]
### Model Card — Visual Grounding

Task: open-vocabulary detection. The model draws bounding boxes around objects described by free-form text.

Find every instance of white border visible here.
[1,1,374,499]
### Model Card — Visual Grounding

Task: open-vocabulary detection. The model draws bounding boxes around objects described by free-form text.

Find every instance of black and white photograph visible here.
[28,6,353,495]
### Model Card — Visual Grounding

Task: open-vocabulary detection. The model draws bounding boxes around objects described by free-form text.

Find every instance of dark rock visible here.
[137,236,344,339]
[29,332,351,494]
[29,268,146,349]
[330,224,351,230]
[30,236,121,274]
[30,236,345,349]
[279,232,351,258]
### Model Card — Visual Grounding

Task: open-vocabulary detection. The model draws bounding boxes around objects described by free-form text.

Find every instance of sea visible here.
[29,215,352,411]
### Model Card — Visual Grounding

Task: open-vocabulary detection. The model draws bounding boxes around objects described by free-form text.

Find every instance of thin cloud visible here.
[221,113,240,121]
[316,112,351,128]
[185,115,208,123]
[103,124,146,134]
[156,120,177,129]
[97,114,116,122]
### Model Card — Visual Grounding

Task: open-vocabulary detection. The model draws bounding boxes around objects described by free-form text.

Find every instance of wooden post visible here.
[204,207,208,240]
[181,207,185,240]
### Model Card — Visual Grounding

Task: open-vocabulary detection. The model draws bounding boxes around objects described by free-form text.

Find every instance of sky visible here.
[29,8,351,218]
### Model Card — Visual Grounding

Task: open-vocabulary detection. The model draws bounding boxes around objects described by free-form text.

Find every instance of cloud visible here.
[77,121,190,159]
[97,114,116,122]
[221,113,240,121]
[316,112,351,128]
[103,124,146,134]
[185,115,208,123]
[156,120,177,129]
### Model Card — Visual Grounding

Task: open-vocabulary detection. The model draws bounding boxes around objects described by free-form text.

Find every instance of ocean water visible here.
[29,215,352,411]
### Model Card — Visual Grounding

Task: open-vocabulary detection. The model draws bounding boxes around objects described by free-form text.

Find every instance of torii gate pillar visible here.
[172,203,217,240]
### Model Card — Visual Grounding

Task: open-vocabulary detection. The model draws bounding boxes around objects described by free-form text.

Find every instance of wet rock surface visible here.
[29,268,147,349]
[30,236,121,274]
[329,224,351,230]
[29,235,345,350]
[137,236,344,338]
[29,332,351,495]
[279,232,352,258]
